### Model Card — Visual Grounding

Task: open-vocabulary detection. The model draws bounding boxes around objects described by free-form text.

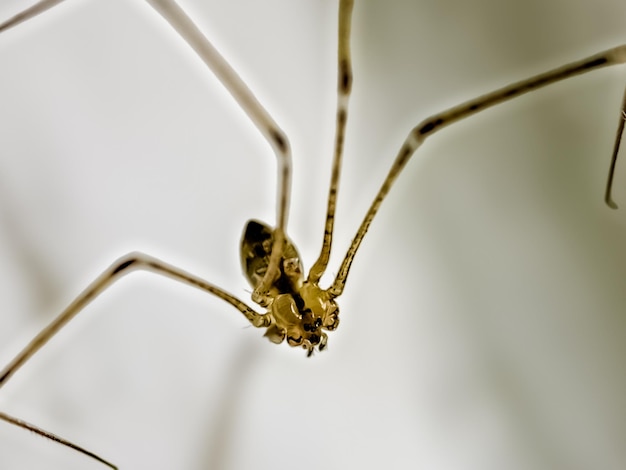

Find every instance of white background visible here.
[0,0,625,469]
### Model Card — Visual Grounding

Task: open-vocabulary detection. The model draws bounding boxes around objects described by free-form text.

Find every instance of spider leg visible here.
[146,1,292,304]
[308,0,353,284]
[0,411,117,469]
[0,251,264,464]
[0,0,62,32]
[0,251,266,388]
[330,45,626,297]
[0,0,292,307]
[147,0,293,306]
[604,84,626,209]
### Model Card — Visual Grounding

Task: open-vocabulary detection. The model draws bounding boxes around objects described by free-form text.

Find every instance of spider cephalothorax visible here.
[241,220,339,356]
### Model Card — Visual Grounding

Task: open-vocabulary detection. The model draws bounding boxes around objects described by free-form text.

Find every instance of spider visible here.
[0,0,625,468]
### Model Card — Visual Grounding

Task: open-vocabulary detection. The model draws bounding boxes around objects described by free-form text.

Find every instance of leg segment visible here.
[0,251,265,388]
[0,0,293,306]
[604,84,626,208]
[330,45,626,297]
[308,0,354,284]
[146,0,293,305]
[0,0,63,32]
[0,411,117,469]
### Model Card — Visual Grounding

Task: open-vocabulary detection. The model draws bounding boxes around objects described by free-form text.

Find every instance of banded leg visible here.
[0,0,292,307]
[605,86,626,208]
[330,45,626,297]
[0,253,264,463]
[0,411,117,469]
[0,251,265,387]
[308,0,354,283]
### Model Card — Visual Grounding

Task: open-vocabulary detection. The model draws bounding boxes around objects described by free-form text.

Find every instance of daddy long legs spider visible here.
[1,0,626,468]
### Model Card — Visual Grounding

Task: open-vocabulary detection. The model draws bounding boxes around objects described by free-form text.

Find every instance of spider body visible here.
[0,0,625,469]
[241,220,338,354]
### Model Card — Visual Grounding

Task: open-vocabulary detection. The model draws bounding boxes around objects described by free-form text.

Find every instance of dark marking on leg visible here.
[269,128,287,153]
[418,118,444,136]
[112,258,137,275]
[340,58,352,93]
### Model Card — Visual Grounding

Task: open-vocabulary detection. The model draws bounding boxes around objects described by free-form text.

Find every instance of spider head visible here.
[286,321,329,357]
[263,291,335,356]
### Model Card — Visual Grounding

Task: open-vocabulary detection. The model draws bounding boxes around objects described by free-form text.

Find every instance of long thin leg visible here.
[604,85,626,208]
[0,0,292,306]
[329,45,626,297]
[0,411,117,469]
[0,0,62,31]
[145,0,291,305]
[0,251,266,388]
[308,0,353,283]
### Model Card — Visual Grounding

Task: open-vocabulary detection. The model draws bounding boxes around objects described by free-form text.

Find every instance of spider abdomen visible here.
[240,219,303,293]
